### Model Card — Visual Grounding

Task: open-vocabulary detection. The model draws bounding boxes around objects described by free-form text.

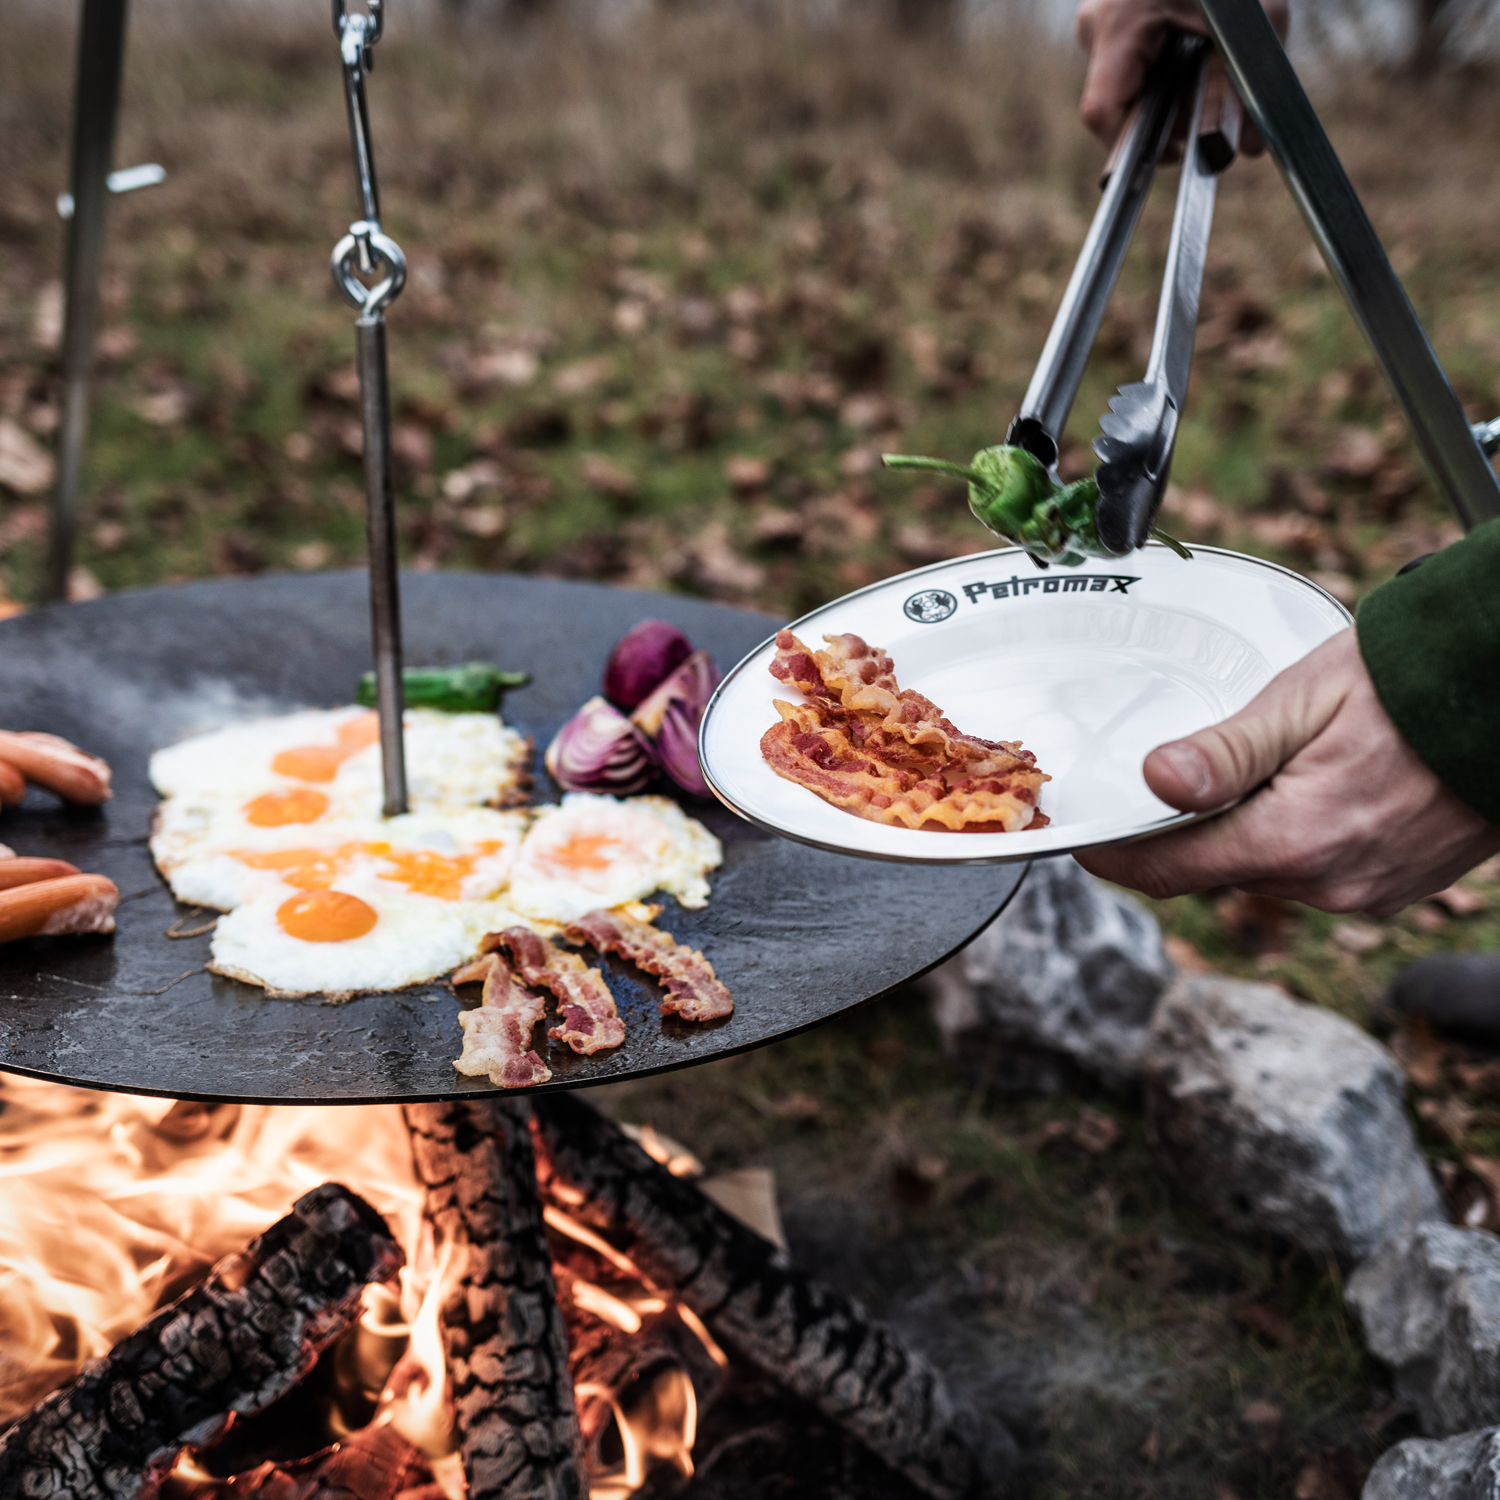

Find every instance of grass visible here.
[2,3,1499,1493]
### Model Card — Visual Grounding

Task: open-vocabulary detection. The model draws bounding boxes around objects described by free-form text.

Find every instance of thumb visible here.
[1143,634,1352,811]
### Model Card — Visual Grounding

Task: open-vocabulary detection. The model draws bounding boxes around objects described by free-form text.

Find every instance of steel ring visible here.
[330,227,407,315]
[332,0,382,44]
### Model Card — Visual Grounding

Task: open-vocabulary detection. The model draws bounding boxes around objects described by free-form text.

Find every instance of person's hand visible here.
[1074,0,1287,156]
[1074,629,1500,915]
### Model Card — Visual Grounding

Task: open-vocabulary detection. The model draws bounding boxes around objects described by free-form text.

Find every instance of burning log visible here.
[402,1100,585,1500]
[139,1421,442,1500]
[530,1094,984,1500]
[0,1182,404,1500]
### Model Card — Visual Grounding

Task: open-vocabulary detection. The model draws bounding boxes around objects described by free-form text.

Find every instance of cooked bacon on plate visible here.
[762,630,1048,832]
[489,925,625,1055]
[567,908,733,1022]
[452,951,553,1088]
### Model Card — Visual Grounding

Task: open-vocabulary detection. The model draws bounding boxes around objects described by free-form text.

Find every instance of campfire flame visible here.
[0,1077,715,1497]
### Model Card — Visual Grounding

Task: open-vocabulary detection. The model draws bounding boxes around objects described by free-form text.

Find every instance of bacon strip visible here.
[490,926,625,1055]
[452,952,552,1088]
[763,631,1048,831]
[566,909,733,1023]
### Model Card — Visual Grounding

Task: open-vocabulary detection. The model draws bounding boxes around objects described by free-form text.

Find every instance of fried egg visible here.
[209,864,526,999]
[148,708,721,999]
[150,706,532,996]
[507,793,722,923]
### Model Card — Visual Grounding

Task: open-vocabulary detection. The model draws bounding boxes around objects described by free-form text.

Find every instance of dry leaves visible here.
[1033,1108,1122,1155]
[1331,919,1385,955]
[0,417,55,495]
[1416,1095,1475,1146]
[1429,884,1488,918]
[1233,1303,1299,1348]
[1240,1398,1283,1453]
[1293,1448,1367,1500]
[1389,1016,1447,1090]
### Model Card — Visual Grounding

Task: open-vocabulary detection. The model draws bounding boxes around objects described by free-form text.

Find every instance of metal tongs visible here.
[1008,33,1231,556]
[1013,2,1500,549]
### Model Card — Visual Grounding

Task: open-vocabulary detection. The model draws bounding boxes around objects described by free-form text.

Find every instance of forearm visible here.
[1357,519,1500,828]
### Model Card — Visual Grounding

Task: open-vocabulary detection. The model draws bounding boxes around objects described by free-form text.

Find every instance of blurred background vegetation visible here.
[2,1,1499,1494]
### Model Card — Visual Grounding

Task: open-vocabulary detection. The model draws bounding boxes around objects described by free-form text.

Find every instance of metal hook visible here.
[331,221,407,318]
[332,0,383,50]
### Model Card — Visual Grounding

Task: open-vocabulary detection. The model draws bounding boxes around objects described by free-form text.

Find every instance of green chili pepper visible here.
[355,662,530,714]
[882,445,1191,566]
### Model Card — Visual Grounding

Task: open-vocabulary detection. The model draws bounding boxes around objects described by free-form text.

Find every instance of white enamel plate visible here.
[699,543,1353,865]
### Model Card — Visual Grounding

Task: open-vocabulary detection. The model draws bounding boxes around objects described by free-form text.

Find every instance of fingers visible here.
[1075,803,1275,898]
[1077,627,1500,916]
[1076,0,1206,145]
[1080,32,1152,145]
[1142,631,1354,812]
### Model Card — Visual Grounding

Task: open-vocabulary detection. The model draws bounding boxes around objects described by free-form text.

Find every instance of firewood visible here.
[530,1094,983,1500]
[0,1182,404,1500]
[135,1420,439,1500]
[402,1100,585,1500]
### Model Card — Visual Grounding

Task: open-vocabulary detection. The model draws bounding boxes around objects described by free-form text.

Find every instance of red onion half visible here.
[544,696,656,794]
[603,620,692,711]
[630,649,722,738]
[656,696,710,797]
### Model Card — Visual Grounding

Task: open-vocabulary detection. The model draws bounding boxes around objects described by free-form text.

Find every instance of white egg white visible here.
[507,793,723,924]
[209,865,526,998]
[150,708,723,997]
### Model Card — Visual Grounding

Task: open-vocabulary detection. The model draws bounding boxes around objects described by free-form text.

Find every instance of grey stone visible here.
[925,857,1173,1091]
[1363,1426,1500,1499]
[1145,975,1444,1260]
[1349,1224,1500,1436]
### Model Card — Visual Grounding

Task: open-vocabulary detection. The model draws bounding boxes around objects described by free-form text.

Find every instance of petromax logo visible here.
[902,588,958,623]
[961,573,1140,603]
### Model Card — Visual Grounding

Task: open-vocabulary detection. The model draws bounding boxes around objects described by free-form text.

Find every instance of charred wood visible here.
[0,1183,404,1500]
[137,1421,440,1500]
[402,1100,584,1500]
[531,1095,985,1500]
[551,1262,725,1478]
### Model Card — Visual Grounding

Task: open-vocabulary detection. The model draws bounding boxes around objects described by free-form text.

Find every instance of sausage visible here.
[0,874,119,942]
[0,857,82,892]
[0,731,112,805]
[0,759,24,807]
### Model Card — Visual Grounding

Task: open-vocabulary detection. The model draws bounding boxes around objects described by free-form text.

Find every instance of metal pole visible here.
[331,0,409,817]
[1195,0,1500,532]
[357,315,408,816]
[47,0,130,603]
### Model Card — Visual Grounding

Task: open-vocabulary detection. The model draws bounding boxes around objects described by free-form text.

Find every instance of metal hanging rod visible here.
[331,0,410,817]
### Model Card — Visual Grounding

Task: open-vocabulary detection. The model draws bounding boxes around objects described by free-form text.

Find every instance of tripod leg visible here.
[1196,0,1500,533]
[47,0,130,604]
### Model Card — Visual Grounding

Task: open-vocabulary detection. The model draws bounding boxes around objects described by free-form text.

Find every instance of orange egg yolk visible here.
[277,889,378,942]
[233,839,508,901]
[271,713,381,783]
[337,714,382,751]
[243,788,330,827]
[540,832,621,873]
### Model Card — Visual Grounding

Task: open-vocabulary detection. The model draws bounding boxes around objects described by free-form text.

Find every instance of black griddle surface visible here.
[0,572,1025,1103]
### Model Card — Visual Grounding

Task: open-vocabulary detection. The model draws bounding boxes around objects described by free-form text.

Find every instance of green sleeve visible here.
[1356,516,1500,827]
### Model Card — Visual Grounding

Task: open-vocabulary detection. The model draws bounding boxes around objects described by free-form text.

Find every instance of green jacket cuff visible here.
[1356,517,1500,828]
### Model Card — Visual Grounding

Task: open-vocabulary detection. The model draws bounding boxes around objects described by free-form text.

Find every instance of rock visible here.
[1145,976,1443,1260]
[1349,1224,1500,1436]
[1362,1425,1500,1499]
[1387,953,1500,1045]
[925,857,1173,1092]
